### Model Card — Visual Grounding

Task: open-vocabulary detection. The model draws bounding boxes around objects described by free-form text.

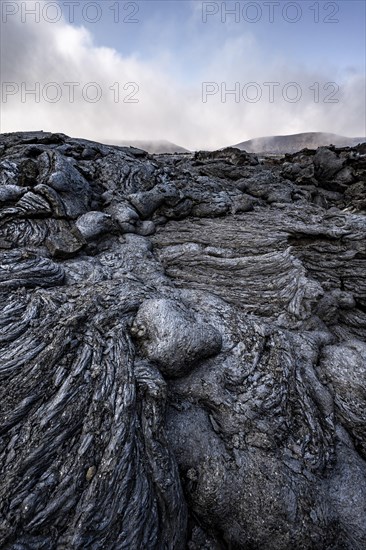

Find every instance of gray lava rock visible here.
[38,150,91,217]
[0,132,366,550]
[131,298,222,377]
[313,147,345,181]
[76,211,113,240]
[0,184,26,203]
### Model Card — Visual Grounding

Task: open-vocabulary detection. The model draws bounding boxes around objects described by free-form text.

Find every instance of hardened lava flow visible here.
[0,132,366,549]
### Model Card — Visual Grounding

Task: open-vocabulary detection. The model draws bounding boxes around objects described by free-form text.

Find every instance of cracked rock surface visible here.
[0,131,366,549]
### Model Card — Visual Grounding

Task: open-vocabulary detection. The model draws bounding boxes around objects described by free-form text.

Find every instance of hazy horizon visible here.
[1,0,365,150]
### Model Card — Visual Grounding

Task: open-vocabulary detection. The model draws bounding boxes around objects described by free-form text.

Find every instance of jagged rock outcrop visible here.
[0,131,366,549]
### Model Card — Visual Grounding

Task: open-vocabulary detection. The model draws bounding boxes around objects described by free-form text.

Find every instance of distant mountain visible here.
[232,132,366,154]
[102,139,189,154]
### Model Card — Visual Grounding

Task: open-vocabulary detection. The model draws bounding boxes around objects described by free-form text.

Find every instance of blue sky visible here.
[1,0,365,148]
[57,0,366,73]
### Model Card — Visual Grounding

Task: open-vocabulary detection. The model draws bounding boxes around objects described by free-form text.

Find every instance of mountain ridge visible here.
[232,132,366,154]
[101,138,189,154]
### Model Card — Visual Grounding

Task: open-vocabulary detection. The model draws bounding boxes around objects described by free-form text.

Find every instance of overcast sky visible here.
[1,0,365,149]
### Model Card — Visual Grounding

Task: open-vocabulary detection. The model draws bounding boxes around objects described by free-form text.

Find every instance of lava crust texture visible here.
[0,132,366,549]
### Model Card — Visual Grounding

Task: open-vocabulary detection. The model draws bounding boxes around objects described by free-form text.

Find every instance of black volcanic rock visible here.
[0,132,366,549]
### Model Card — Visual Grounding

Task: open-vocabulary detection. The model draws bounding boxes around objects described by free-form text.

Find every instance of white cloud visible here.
[1,0,365,149]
